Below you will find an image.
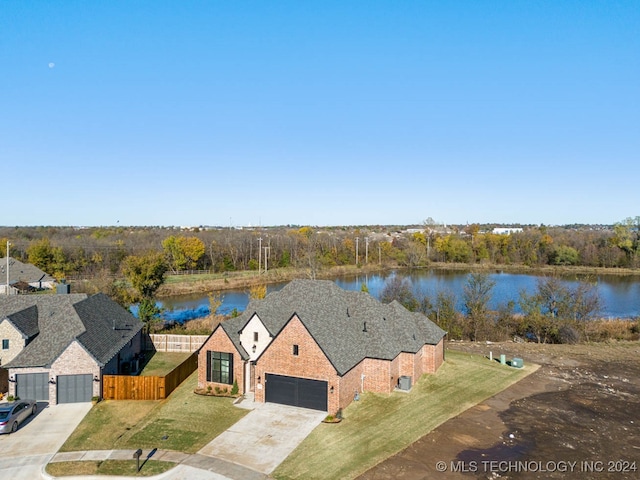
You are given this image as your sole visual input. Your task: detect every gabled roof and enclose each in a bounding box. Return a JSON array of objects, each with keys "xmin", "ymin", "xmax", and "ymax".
[
  {"xmin": 0, "ymin": 257, "xmax": 55, "ymax": 286},
  {"xmin": 223, "ymin": 279, "xmax": 446, "ymax": 375},
  {"xmin": 2, "ymin": 304, "xmax": 39, "ymax": 339},
  {"xmin": 0, "ymin": 293, "xmax": 143, "ymax": 369}
]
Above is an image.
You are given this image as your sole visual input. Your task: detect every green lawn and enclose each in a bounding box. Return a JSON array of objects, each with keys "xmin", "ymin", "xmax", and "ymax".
[
  {"xmin": 273, "ymin": 349, "xmax": 538, "ymax": 480},
  {"xmin": 46, "ymin": 460, "xmax": 175, "ymax": 477},
  {"xmin": 139, "ymin": 351, "xmax": 192, "ymax": 376},
  {"xmin": 60, "ymin": 371, "xmax": 247, "ymax": 454}
]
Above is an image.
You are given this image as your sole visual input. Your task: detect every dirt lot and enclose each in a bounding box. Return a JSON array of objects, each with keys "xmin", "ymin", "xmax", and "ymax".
[{"xmin": 359, "ymin": 341, "xmax": 640, "ymax": 480}]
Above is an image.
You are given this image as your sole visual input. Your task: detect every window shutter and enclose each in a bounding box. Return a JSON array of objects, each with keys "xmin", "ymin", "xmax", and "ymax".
[
  {"xmin": 229, "ymin": 354, "xmax": 234, "ymax": 384},
  {"xmin": 206, "ymin": 351, "xmax": 212, "ymax": 382}
]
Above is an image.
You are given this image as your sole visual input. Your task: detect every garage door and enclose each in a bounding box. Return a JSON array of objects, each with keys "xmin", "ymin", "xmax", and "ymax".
[
  {"xmin": 16, "ymin": 373, "xmax": 49, "ymax": 401},
  {"xmin": 57, "ymin": 374, "xmax": 93, "ymax": 404},
  {"xmin": 265, "ymin": 374, "xmax": 327, "ymax": 411}
]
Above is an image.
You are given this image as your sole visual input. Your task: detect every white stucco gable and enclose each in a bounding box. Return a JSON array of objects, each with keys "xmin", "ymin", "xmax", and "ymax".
[{"xmin": 239, "ymin": 313, "xmax": 272, "ymax": 361}]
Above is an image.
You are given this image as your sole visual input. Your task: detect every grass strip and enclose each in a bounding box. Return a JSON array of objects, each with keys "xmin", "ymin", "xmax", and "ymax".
[
  {"xmin": 46, "ymin": 460, "xmax": 174, "ymax": 477},
  {"xmin": 273, "ymin": 349, "xmax": 537, "ymax": 480},
  {"xmin": 60, "ymin": 371, "xmax": 247, "ymax": 454},
  {"xmin": 139, "ymin": 351, "xmax": 192, "ymax": 377}
]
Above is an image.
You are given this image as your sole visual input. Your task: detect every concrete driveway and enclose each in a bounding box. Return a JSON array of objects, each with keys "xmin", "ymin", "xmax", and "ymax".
[
  {"xmin": 0, "ymin": 402, "xmax": 92, "ymax": 479},
  {"xmin": 198, "ymin": 402, "xmax": 326, "ymax": 474}
]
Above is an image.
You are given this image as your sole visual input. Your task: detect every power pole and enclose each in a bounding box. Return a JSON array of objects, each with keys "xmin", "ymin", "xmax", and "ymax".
[
  {"xmin": 355, "ymin": 237, "xmax": 359, "ymax": 266},
  {"xmin": 6, "ymin": 241, "xmax": 10, "ymax": 296},
  {"xmin": 365, "ymin": 237, "xmax": 369, "ymax": 264},
  {"xmin": 264, "ymin": 246, "xmax": 270, "ymax": 273},
  {"xmin": 258, "ymin": 237, "xmax": 263, "ymax": 274}
]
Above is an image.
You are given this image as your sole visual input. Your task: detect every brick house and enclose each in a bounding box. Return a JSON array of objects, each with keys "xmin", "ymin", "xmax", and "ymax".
[
  {"xmin": 198, "ymin": 279, "xmax": 446, "ymax": 414},
  {"xmin": 0, "ymin": 293, "xmax": 143, "ymax": 403}
]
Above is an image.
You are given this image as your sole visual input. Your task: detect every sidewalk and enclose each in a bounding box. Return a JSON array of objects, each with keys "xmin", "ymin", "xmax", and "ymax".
[{"xmin": 47, "ymin": 448, "xmax": 268, "ymax": 480}]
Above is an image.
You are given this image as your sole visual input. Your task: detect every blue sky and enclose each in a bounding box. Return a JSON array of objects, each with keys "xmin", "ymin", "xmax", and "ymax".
[{"xmin": 2, "ymin": 1, "xmax": 638, "ymax": 227}]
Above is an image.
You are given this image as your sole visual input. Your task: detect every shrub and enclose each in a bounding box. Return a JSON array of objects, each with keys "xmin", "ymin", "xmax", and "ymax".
[
  {"xmin": 215, "ymin": 386, "xmax": 221, "ymax": 394},
  {"xmin": 231, "ymin": 379, "xmax": 239, "ymax": 395}
]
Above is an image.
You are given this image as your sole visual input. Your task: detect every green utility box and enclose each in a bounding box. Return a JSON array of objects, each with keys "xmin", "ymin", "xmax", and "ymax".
[{"xmin": 512, "ymin": 358, "xmax": 524, "ymax": 368}]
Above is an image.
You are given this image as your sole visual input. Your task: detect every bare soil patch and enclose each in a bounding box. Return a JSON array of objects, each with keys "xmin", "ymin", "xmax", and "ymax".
[{"xmin": 358, "ymin": 341, "xmax": 640, "ymax": 480}]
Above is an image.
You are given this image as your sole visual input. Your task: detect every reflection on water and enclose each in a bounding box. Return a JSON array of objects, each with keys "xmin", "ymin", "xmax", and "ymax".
[{"xmin": 150, "ymin": 269, "xmax": 640, "ymax": 323}]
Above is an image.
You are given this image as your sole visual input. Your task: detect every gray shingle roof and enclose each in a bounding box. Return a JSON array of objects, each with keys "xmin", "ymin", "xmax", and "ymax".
[
  {"xmin": 0, "ymin": 257, "xmax": 55, "ymax": 286},
  {"xmin": 4, "ymin": 304, "xmax": 40, "ymax": 339},
  {"xmin": 223, "ymin": 279, "xmax": 446, "ymax": 375},
  {"xmin": 1, "ymin": 293, "xmax": 143, "ymax": 368}
]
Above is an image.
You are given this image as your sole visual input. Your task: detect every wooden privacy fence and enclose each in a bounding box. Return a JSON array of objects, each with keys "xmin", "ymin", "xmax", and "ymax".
[
  {"xmin": 144, "ymin": 334, "xmax": 208, "ymax": 352},
  {"xmin": 103, "ymin": 352, "xmax": 198, "ymax": 400}
]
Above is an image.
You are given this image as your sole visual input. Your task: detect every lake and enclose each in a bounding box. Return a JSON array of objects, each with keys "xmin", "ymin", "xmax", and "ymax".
[{"xmin": 155, "ymin": 269, "xmax": 640, "ymax": 323}]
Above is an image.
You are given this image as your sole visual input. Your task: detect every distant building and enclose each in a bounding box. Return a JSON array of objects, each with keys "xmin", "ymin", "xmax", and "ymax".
[
  {"xmin": 492, "ymin": 228, "xmax": 523, "ymax": 235},
  {"xmin": 0, "ymin": 257, "xmax": 56, "ymax": 295}
]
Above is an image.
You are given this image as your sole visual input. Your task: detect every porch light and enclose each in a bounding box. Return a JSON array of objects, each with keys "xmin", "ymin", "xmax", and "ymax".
[
  {"xmin": 49, "ymin": 377, "xmax": 56, "ymax": 384},
  {"xmin": 257, "ymin": 376, "xmax": 261, "ymax": 383},
  {"xmin": 330, "ymin": 386, "xmax": 334, "ymax": 394},
  {"xmin": 8, "ymin": 376, "xmax": 15, "ymax": 383},
  {"xmin": 93, "ymin": 375, "xmax": 100, "ymax": 382},
  {"xmin": 252, "ymin": 345, "xmax": 256, "ymax": 353}
]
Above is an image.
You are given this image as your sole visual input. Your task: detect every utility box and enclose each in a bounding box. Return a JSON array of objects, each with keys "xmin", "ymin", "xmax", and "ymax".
[
  {"xmin": 500, "ymin": 354, "xmax": 506, "ymax": 365},
  {"xmin": 512, "ymin": 358, "xmax": 524, "ymax": 368},
  {"xmin": 57, "ymin": 283, "xmax": 71, "ymax": 294},
  {"xmin": 398, "ymin": 376, "xmax": 412, "ymax": 391}
]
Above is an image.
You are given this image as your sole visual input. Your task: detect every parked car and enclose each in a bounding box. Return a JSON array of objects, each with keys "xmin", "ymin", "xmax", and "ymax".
[{"xmin": 0, "ymin": 400, "xmax": 37, "ymax": 434}]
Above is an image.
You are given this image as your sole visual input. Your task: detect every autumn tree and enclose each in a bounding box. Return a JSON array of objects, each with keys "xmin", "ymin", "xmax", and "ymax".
[
  {"xmin": 162, "ymin": 236, "xmax": 206, "ymax": 273},
  {"xmin": 426, "ymin": 290, "xmax": 462, "ymax": 339},
  {"xmin": 122, "ymin": 252, "xmax": 168, "ymax": 331},
  {"xmin": 380, "ymin": 276, "xmax": 419, "ymax": 311},
  {"xmin": 518, "ymin": 277, "xmax": 601, "ymax": 343},
  {"xmin": 611, "ymin": 217, "xmax": 640, "ymax": 266},
  {"xmin": 551, "ymin": 245, "xmax": 579, "ymax": 266},
  {"xmin": 26, "ymin": 238, "xmax": 68, "ymax": 280},
  {"xmin": 249, "ymin": 284, "xmax": 267, "ymax": 300},
  {"xmin": 463, "ymin": 272, "xmax": 496, "ymax": 341}
]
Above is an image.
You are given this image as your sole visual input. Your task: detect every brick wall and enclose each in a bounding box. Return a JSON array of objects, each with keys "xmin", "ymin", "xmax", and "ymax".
[
  {"xmin": 254, "ymin": 315, "xmax": 340, "ymax": 412},
  {"xmin": 197, "ymin": 327, "xmax": 244, "ymax": 394},
  {"xmin": 363, "ymin": 358, "xmax": 392, "ymax": 394},
  {"xmin": 339, "ymin": 363, "xmax": 363, "ymax": 412},
  {"xmin": 0, "ymin": 320, "xmax": 26, "ymax": 366},
  {"xmin": 51, "ymin": 341, "xmax": 101, "ymax": 402},
  {"xmin": 421, "ymin": 338, "xmax": 444, "ymax": 374}
]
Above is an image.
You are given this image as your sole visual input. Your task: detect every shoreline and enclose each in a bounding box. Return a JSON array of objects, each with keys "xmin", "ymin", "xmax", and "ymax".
[{"xmin": 155, "ymin": 262, "xmax": 640, "ymax": 298}]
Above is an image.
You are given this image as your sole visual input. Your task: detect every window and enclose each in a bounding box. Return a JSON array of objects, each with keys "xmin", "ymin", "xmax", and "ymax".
[
  {"xmin": 293, "ymin": 344, "xmax": 299, "ymax": 356},
  {"xmin": 253, "ymin": 332, "xmax": 259, "ymax": 342},
  {"xmin": 2, "ymin": 339, "xmax": 8, "ymax": 350},
  {"xmin": 207, "ymin": 351, "xmax": 233, "ymax": 385}
]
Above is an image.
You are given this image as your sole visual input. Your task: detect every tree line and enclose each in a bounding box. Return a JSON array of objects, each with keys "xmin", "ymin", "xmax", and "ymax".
[
  {"xmin": 379, "ymin": 272, "xmax": 638, "ymax": 344},
  {"xmin": 1, "ymin": 218, "xmax": 640, "ymax": 282}
]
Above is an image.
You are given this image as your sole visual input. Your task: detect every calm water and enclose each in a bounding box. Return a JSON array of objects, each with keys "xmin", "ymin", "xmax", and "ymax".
[{"xmin": 156, "ymin": 269, "xmax": 640, "ymax": 322}]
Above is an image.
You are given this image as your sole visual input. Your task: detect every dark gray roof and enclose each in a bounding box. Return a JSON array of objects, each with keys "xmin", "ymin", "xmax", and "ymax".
[
  {"xmin": 74, "ymin": 294, "xmax": 143, "ymax": 365},
  {"xmin": 223, "ymin": 279, "xmax": 446, "ymax": 375},
  {"xmin": 0, "ymin": 257, "xmax": 55, "ymax": 286},
  {"xmin": 1, "ymin": 293, "xmax": 143, "ymax": 369},
  {"xmin": 4, "ymin": 304, "xmax": 40, "ymax": 339}
]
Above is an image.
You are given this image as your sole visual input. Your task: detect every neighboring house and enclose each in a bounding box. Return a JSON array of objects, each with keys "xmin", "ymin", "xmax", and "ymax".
[
  {"xmin": 0, "ymin": 292, "xmax": 143, "ymax": 403},
  {"xmin": 0, "ymin": 257, "xmax": 56, "ymax": 294},
  {"xmin": 491, "ymin": 227, "xmax": 523, "ymax": 235},
  {"xmin": 198, "ymin": 279, "xmax": 446, "ymax": 413}
]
